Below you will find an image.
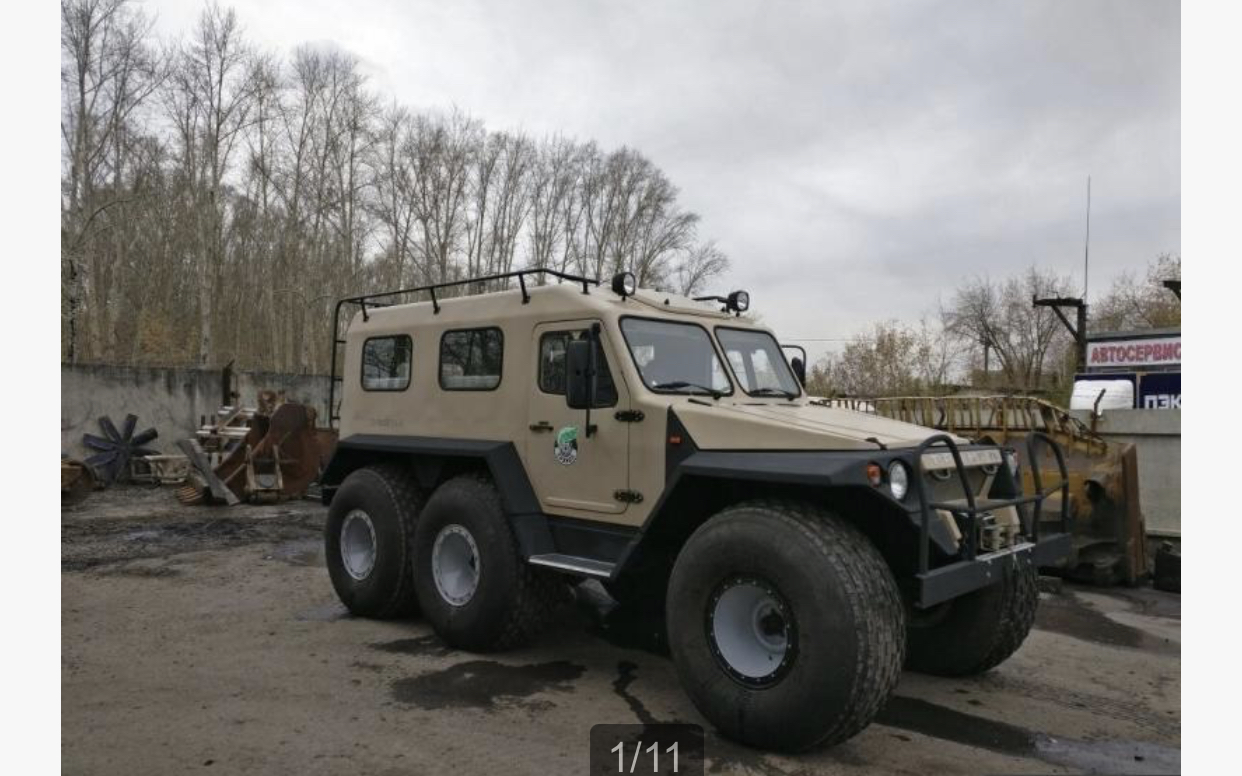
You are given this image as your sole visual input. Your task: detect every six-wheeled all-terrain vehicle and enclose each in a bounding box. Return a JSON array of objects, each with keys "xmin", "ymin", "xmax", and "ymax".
[{"xmin": 319, "ymin": 269, "xmax": 1072, "ymax": 752}]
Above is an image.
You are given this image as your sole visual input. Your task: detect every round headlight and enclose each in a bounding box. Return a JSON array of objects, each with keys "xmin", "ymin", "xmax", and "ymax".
[
  {"xmin": 611, "ymin": 271, "xmax": 637, "ymax": 297},
  {"xmin": 728, "ymin": 290, "xmax": 750, "ymax": 312},
  {"xmin": 888, "ymin": 461, "xmax": 910, "ymax": 501}
]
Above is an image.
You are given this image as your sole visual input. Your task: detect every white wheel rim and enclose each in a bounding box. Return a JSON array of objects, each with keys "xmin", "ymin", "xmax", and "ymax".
[
  {"xmin": 710, "ymin": 578, "xmax": 794, "ymax": 683},
  {"xmin": 340, "ymin": 509, "xmax": 377, "ymax": 581},
  {"xmin": 432, "ymin": 524, "xmax": 480, "ymax": 606}
]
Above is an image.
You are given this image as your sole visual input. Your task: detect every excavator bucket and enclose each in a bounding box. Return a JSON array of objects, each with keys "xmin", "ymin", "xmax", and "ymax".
[
  {"xmin": 855, "ymin": 395, "xmax": 1147, "ymax": 585},
  {"xmin": 178, "ymin": 401, "xmax": 323, "ymax": 505}
]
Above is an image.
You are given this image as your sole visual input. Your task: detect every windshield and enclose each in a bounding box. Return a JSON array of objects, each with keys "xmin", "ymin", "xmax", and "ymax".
[
  {"xmin": 716, "ymin": 327, "xmax": 802, "ymax": 398},
  {"xmin": 621, "ymin": 318, "xmax": 733, "ymax": 396}
]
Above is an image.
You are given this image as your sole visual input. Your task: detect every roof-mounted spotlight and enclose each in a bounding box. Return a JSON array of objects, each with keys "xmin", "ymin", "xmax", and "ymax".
[
  {"xmin": 726, "ymin": 290, "xmax": 750, "ymax": 314},
  {"xmin": 612, "ymin": 271, "xmax": 637, "ymax": 298}
]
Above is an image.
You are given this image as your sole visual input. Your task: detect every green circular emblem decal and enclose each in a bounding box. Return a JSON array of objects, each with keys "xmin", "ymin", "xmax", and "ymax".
[{"xmin": 554, "ymin": 426, "xmax": 579, "ymax": 465}]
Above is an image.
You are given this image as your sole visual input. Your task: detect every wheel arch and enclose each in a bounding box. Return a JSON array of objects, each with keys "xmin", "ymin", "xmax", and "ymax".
[
  {"xmin": 321, "ymin": 434, "xmax": 555, "ymax": 557},
  {"xmin": 620, "ymin": 471, "xmax": 922, "ymax": 583}
]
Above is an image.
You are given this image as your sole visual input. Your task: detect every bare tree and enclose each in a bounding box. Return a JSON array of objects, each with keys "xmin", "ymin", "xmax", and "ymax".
[
  {"xmin": 1093, "ymin": 253, "xmax": 1181, "ymax": 330},
  {"xmin": 676, "ymin": 241, "xmax": 730, "ymax": 296},
  {"xmin": 61, "ymin": 0, "xmax": 162, "ymax": 362},
  {"xmin": 945, "ymin": 267, "xmax": 1076, "ymax": 390},
  {"xmin": 60, "ymin": 1, "xmax": 732, "ymax": 374}
]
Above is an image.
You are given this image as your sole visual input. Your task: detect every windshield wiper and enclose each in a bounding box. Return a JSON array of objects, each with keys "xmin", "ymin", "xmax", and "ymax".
[
  {"xmin": 751, "ymin": 387, "xmax": 798, "ymax": 400},
  {"xmin": 654, "ymin": 381, "xmax": 723, "ymax": 399}
]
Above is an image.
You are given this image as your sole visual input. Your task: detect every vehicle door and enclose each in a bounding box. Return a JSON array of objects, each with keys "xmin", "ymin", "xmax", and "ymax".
[{"xmin": 526, "ymin": 321, "xmax": 631, "ymax": 520}]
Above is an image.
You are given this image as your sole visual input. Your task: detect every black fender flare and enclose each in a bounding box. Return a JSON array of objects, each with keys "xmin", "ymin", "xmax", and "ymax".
[{"xmin": 320, "ymin": 434, "xmax": 555, "ymax": 557}]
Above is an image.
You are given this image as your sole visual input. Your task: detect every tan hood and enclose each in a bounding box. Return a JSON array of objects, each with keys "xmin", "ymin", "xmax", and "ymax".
[{"xmin": 675, "ymin": 400, "xmax": 966, "ymax": 451}]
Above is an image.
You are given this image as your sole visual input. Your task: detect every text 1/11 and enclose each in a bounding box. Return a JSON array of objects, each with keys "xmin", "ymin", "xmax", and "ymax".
[{"xmin": 612, "ymin": 741, "xmax": 679, "ymax": 773}]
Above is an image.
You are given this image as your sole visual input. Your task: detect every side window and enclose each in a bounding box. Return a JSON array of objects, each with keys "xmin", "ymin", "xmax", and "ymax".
[
  {"xmin": 361, "ymin": 335, "xmax": 412, "ymax": 391},
  {"xmin": 440, "ymin": 328, "xmax": 504, "ymax": 390},
  {"xmin": 538, "ymin": 330, "xmax": 618, "ymax": 408}
]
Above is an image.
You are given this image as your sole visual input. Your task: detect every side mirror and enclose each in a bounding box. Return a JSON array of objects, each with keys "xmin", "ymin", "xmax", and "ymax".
[
  {"xmin": 791, "ymin": 356, "xmax": 806, "ymax": 387},
  {"xmin": 566, "ymin": 338, "xmax": 596, "ymax": 410}
]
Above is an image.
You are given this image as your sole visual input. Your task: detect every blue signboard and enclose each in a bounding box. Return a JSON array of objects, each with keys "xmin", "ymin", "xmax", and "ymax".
[{"xmin": 1138, "ymin": 372, "xmax": 1181, "ymax": 410}]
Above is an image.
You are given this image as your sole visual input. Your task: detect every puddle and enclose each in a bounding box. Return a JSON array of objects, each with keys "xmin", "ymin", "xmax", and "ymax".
[
  {"xmin": 267, "ymin": 539, "xmax": 321, "ymax": 567},
  {"xmin": 613, "ymin": 661, "xmax": 665, "ymax": 726},
  {"xmin": 391, "ymin": 660, "xmax": 584, "ymax": 710},
  {"xmin": 99, "ymin": 562, "xmax": 182, "ymax": 578},
  {"xmin": 124, "ymin": 530, "xmax": 163, "ymax": 541},
  {"xmin": 878, "ymin": 696, "xmax": 1180, "ymax": 773},
  {"xmin": 1036, "ymin": 735, "xmax": 1181, "ymax": 775},
  {"xmin": 1036, "ymin": 592, "xmax": 1179, "ymax": 656},
  {"xmin": 370, "ymin": 634, "xmax": 454, "ymax": 657},
  {"xmin": 878, "ymin": 696, "xmax": 1037, "ymax": 757}
]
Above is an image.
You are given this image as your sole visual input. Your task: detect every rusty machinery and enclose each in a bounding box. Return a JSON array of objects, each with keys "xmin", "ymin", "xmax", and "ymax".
[
  {"xmin": 177, "ymin": 400, "xmax": 326, "ymax": 506},
  {"xmin": 823, "ymin": 395, "xmax": 1146, "ymax": 585}
]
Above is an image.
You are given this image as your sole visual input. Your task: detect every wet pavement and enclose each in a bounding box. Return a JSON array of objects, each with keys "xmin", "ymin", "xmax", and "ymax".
[{"xmin": 62, "ymin": 488, "xmax": 1180, "ymax": 775}]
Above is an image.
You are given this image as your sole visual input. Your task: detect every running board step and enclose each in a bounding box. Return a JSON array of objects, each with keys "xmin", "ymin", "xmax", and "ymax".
[{"xmin": 527, "ymin": 553, "xmax": 615, "ymax": 579}]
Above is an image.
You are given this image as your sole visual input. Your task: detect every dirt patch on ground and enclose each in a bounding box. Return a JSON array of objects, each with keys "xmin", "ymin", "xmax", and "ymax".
[{"xmin": 62, "ymin": 488, "xmax": 1180, "ymax": 775}]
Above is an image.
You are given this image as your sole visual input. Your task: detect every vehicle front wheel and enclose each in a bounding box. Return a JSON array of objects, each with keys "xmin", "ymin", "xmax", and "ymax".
[
  {"xmin": 905, "ymin": 555, "xmax": 1039, "ymax": 676},
  {"xmin": 666, "ymin": 501, "xmax": 905, "ymax": 752},
  {"xmin": 413, "ymin": 474, "xmax": 566, "ymax": 651},
  {"xmin": 324, "ymin": 464, "xmax": 423, "ymax": 619}
]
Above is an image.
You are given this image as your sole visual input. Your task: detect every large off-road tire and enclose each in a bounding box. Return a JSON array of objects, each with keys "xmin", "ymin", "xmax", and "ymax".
[
  {"xmin": 325, "ymin": 464, "xmax": 423, "ymax": 619},
  {"xmin": 413, "ymin": 474, "xmax": 566, "ymax": 651},
  {"xmin": 666, "ymin": 500, "xmax": 905, "ymax": 752},
  {"xmin": 905, "ymin": 555, "xmax": 1039, "ymax": 677}
]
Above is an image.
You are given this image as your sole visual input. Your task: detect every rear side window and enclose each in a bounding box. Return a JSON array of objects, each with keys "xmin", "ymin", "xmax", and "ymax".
[
  {"xmin": 361, "ymin": 336, "xmax": 412, "ymax": 391},
  {"xmin": 538, "ymin": 330, "xmax": 618, "ymax": 407},
  {"xmin": 440, "ymin": 328, "xmax": 504, "ymax": 390}
]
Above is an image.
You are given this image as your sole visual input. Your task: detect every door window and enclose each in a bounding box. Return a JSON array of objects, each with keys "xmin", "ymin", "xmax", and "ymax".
[{"xmin": 538, "ymin": 330, "xmax": 618, "ymax": 407}]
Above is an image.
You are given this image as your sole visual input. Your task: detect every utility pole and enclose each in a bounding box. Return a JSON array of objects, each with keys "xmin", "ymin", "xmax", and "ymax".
[{"xmin": 1034, "ymin": 296, "xmax": 1088, "ymax": 373}]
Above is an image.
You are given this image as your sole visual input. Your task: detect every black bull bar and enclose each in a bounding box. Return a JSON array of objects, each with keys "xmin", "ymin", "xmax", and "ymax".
[{"xmin": 913, "ymin": 432, "xmax": 1073, "ymax": 608}]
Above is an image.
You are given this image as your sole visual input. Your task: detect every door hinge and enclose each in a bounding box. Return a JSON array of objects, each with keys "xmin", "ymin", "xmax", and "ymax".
[
  {"xmin": 614, "ymin": 489, "xmax": 644, "ymax": 504},
  {"xmin": 614, "ymin": 410, "xmax": 645, "ymax": 422}
]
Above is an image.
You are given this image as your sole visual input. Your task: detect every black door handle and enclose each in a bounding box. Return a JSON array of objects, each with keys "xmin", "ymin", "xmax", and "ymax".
[{"xmin": 529, "ymin": 421, "xmax": 554, "ymax": 432}]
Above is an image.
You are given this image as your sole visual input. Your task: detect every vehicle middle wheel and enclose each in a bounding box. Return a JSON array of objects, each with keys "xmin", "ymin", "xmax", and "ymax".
[
  {"xmin": 666, "ymin": 500, "xmax": 905, "ymax": 752},
  {"xmin": 413, "ymin": 473, "xmax": 566, "ymax": 651}
]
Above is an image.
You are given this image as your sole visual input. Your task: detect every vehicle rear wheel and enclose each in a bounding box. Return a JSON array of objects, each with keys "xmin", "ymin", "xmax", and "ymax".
[
  {"xmin": 666, "ymin": 500, "xmax": 905, "ymax": 752},
  {"xmin": 905, "ymin": 555, "xmax": 1038, "ymax": 676},
  {"xmin": 413, "ymin": 474, "xmax": 567, "ymax": 651},
  {"xmin": 325, "ymin": 464, "xmax": 423, "ymax": 619}
]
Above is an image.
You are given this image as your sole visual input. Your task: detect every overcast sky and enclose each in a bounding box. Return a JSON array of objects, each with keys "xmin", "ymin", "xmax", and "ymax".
[{"xmin": 151, "ymin": 0, "xmax": 1180, "ymax": 362}]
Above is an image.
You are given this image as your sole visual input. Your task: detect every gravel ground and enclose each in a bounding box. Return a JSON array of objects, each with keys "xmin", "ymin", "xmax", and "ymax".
[{"xmin": 62, "ymin": 487, "xmax": 1180, "ymax": 775}]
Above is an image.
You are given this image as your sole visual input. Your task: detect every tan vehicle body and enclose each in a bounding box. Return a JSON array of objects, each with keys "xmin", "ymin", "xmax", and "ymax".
[
  {"xmin": 323, "ymin": 272, "xmax": 1073, "ymax": 752},
  {"xmin": 339, "ymin": 283, "xmax": 947, "ymax": 528}
]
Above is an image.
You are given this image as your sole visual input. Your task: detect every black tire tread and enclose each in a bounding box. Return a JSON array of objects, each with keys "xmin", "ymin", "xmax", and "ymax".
[
  {"xmin": 678, "ymin": 499, "xmax": 906, "ymax": 749},
  {"xmin": 434, "ymin": 473, "xmax": 566, "ymax": 651},
  {"xmin": 906, "ymin": 557, "xmax": 1038, "ymax": 676},
  {"xmin": 340, "ymin": 463, "xmax": 423, "ymax": 619}
]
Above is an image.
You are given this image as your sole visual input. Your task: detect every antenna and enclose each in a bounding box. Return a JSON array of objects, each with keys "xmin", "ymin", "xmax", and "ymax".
[{"xmin": 1083, "ymin": 175, "xmax": 1091, "ymax": 300}]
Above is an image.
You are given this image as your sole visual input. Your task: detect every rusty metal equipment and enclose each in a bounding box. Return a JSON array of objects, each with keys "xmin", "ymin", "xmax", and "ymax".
[
  {"xmin": 177, "ymin": 400, "xmax": 324, "ymax": 505},
  {"xmin": 829, "ymin": 395, "xmax": 1147, "ymax": 585},
  {"xmin": 61, "ymin": 458, "xmax": 97, "ymax": 506}
]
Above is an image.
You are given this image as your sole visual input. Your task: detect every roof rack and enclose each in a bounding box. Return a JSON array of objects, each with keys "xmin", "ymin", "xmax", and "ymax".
[{"xmin": 327, "ymin": 268, "xmax": 600, "ymax": 426}]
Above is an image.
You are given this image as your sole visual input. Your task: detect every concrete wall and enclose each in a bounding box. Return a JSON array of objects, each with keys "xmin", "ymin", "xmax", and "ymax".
[
  {"xmin": 1070, "ymin": 408, "xmax": 1181, "ymax": 537},
  {"xmin": 62, "ymin": 364, "xmax": 331, "ymax": 460}
]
